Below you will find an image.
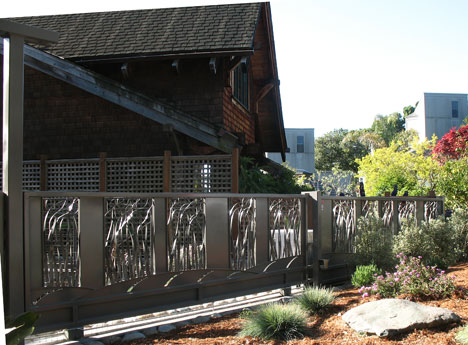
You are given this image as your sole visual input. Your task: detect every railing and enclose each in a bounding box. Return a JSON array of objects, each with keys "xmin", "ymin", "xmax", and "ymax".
[
  {"xmin": 23, "ymin": 192, "xmax": 309, "ymax": 332},
  {"xmin": 309, "ymin": 192, "xmax": 444, "ymax": 254}
]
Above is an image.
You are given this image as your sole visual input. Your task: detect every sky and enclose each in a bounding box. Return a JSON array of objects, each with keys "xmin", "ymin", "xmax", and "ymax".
[{"xmin": 3, "ymin": 0, "xmax": 468, "ymax": 137}]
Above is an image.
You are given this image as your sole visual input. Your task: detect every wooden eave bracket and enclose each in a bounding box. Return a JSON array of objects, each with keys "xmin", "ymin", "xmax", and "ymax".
[
  {"xmin": 172, "ymin": 59, "xmax": 179, "ymax": 74},
  {"xmin": 0, "ymin": 42, "xmax": 237, "ymax": 153},
  {"xmin": 228, "ymin": 56, "xmax": 248, "ymax": 72},
  {"xmin": 209, "ymin": 57, "xmax": 217, "ymax": 74}
]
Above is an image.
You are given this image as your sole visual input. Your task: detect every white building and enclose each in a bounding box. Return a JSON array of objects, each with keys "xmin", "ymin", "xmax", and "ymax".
[
  {"xmin": 267, "ymin": 128, "xmax": 315, "ymax": 174},
  {"xmin": 406, "ymin": 92, "xmax": 468, "ymax": 140}
]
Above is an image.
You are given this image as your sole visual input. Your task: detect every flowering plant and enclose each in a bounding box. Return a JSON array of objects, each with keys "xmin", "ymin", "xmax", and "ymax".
[{"xmin": 359, "ymin": 254, "xmax": 456, "ymax": 300}]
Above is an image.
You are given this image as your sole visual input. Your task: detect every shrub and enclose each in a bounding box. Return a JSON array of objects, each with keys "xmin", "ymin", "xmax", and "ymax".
[
  {"xmin": 294, "ymin": 285, "xmax": 335, "ymax": 314},
  {"xmin": 360, "ymin": 255, "xmax": 456, "ymax": 300},
  {"xmin": 448, "ymin": 209, "xmax": 468, "ymax": 261},
  {"xmin": 393, "ymin": 218, "xmax": 458, "ymax": 269},
  {"xmin": 456, "ymin": 325, "xmax": 468, "ymax": 345},
  {"xmin": 351, "ymin": 264, "xmax": 382, "ymax": 288},
  {"xmin": 354, "ymin": 213, "xmax": 394, "ymax": 270},
  {"xmin": 238, "ymin": 303, "xmax": 307, "ymax": 341}
]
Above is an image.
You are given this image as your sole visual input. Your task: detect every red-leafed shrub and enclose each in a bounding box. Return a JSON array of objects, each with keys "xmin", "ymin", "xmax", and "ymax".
[{"xmin": 433, "ymin": 124, "xmax": 468, "ymax": 163}]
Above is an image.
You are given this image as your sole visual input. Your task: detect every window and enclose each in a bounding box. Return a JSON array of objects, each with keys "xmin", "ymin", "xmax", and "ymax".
[
  {"xmin": 297, "ymin": 135, "xmax": 304, "ymax": 153},
  {"xmin": 452, "ymin": 101, "xmax": 459, "ymax": 118},
  {"xmin": 233, "ymin": 64, "xmax": 249, "ymax": 109}
]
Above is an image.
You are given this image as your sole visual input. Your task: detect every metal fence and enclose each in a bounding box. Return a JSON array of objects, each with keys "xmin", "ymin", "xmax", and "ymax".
[
  {"xmin": 308, "ymin": 192, "xmax": 445, "ymax": 254},
  {"xmin": 23, "ymin": 192, "xmax": 309, "ymax": 332},
  {"xmin": 3, "ymin": 154, "xmax": 233, "ymax": 193}
]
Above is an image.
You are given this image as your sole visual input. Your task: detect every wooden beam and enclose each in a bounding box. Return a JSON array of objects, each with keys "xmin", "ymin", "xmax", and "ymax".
[
  {"xmin": 231, "ymin": 147, "xmax": 239, "ymax": 193},
  {"xmin": 255, "ymin": 82, "xmax": 274, "ymax": 113},
  {"xmin": 0, "ymin": 42, "xmax": 237, "ymax": 154}
]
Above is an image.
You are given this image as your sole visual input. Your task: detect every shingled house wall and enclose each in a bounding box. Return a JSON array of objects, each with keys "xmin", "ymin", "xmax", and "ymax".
[{"xmin": 0, "ymin": 62, "xmax": 219, "ymax": 160}]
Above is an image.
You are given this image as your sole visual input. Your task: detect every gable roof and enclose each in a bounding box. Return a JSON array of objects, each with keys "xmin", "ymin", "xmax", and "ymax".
[{"xmin": 9, "ymin": 3, "xmax": 262, "ymax": 61}]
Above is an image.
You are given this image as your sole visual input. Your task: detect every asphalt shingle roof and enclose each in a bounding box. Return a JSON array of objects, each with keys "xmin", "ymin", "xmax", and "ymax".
[{"xmin": 10, "ymin": 3, "xmax": 261, "ymax": 60}]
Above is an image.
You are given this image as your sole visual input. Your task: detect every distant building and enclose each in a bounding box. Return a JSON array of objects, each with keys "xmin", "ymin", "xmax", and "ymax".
[
  {"xmin": 267, "ymin": 128, "xmax": 315, "ymax": 174},
  {"xmin": 406, "ymin": 93, "xmax": 468, "ymax": 140}
]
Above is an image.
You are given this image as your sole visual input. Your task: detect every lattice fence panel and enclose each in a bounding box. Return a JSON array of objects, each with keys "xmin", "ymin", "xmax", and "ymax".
[
  {"xmin": 171, "ymin": 156, "xmax": 231, "ymax": 193},
  {"xmin": 104, "ymin": 198, "xmax": 154, "ymax": 285},
  {"xmin": 0, "ymin": 162, "xmax": 41, "ymax": 191},
  {"xmin": 23, "ymin": 161, "xmax": 41, "ymax": 191},
  {"xmin": 42, "ymin": 197, "xmax": 80, "ymax": 287},
  {"xmin": 168, "ymin": 198, "xmax": 206, "ymax": 271},
  {"xmin": 107, "ymin": 158, "xmax": 164, "ymax": 193},
  {"xmin": 269, "ymin": 198, "xmax": 302, "ymax": 260},
  {"xmin": 229, "ymin": 198, "xmax": 256, "ymax": 270},
  {"xmin": 47, "ymin": 159, "xmax": 100, "ymax": 191}
]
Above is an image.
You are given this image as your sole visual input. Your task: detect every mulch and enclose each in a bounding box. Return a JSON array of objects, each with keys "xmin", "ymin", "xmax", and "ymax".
[{"xmin": 128, "ymin": 262, "xmax": 468, "ymax": 344}]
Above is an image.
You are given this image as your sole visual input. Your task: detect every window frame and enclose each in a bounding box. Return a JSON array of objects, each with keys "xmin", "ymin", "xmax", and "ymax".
[
  {"xmin": 232, "ymin": 63, "xmax": 249, "ymax": 110},
  {"xmin": 452, "ymin": 100, "xmax": 459, "ymax": 118},
  {"xmin": 297, "ymin": 135, "xmax": 305, "ymax": 153}
]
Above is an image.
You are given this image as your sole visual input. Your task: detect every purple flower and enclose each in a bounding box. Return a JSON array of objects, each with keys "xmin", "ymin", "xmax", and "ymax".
[{"xmin": 362, "ymin": 292, "xmax": 369, "ymax": 298}]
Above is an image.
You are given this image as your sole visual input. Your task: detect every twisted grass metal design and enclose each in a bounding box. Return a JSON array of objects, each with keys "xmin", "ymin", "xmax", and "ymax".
[
  {"xmin": 332, "ymin": 200, "xmax": 355, "ymax": 252},
  {"xmin": 42, "ymin": 198, "xmax": 79, "ymax": 287},
  {"xmin": 104, "ymin": 198, "xmax": 154, "ymax": 285},
  {"xmin": 229, "ymin": 198, "xmax": 256, "ymax": 270},
  {"xmin": 269, "ymin": 198, "xmax": 302, "ymax": 260},
  {"xmin": 424, "ymin": 200, "xmax": 443, "ymax": 221},
  {"xmin": 168, "ymin": 198, "xmax": 206, "ymax": 271}
]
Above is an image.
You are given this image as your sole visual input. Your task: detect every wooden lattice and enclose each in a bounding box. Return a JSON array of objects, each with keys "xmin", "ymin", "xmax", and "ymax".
[
  {"xmin": 107, "ymin": 157, "xmax": 164, "ymax": 193},
  {"xmin": 171, "ymin": 155, "xmax": 231, "ymax": 193},
  {"xmin": 47, "ymin": 159, "xmax": 100, "ymax": 191}
]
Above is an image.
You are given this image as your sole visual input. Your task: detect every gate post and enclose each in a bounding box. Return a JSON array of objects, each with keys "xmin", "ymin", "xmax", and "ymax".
[
  {"xmin": 304, "ymin": 192, "xmax": 321, "ymax": 286},
  {"xmin": 1, "ymin": 19, "xmax": 58, "ymax": 316}
]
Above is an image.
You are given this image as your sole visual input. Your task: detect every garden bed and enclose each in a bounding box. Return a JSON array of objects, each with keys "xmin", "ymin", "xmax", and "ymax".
[{"xmin": 127, "ymin": 262, "xmax": 468, "ymax": 344}]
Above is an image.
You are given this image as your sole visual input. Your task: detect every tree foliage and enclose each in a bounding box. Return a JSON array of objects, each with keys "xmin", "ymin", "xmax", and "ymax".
[
  {"xmin": 432, "ymin": 124, "xmax": 468, "ymax": 163},
  {"xmin": 315, "ymin": 129, "xmax": 369, "ymax": 172},
  {"xmin": 356, "ymin": 138, "xmax": 439, "ymax": 196},
  {"xmin": 370, "ymin": 112, "xmax": 405, "ymax": 146}
]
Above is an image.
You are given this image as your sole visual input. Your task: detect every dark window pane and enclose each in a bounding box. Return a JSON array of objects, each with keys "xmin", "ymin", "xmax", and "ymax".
[
  {"xmin": 233, "ymin": 64, "xmax": 249, "ymax": 109},
  {"xmin": 452, "ymin": 101, "xmax": 459, "ymax": 118},
  {"xmin": 297, "ymin": 135, "xmax": 304, "ymax": 153}
]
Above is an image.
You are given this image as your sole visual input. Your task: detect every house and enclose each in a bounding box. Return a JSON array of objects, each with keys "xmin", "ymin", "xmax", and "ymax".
[
  {"xmin": 406, "ymin": 92, "xmax": 468, "ymax": 140},
  {"xmin": 267, "ymin": 128, "xmax": 315, "ymax": 174},
  {"xmin": 1, "ymin": 2, "xmax": 286, "ymax": 163}
]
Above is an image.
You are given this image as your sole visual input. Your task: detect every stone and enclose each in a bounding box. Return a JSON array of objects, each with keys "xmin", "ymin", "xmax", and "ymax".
[
  {"xmin": 175, "ymin": 320, "xmax": 190, "ymax": 328},
  {"xmin": 121, "ymin": 332, "xmax": 145, "ymax": 342},
  {"xmin": 80, "ymin": 340, "xmax": 104, "ymax": 345},
  {"xmin": 141, "ymin": 326, "xmax": 159, "ymax": 336},
  {"xmin": 210, "ymin": 313, "xmax": 222, "ymax": 319},
  {"xmin": 342, "ymin": 299, "xmax": 460, "ymax": 337},
  {"xmin": 100, "ymin": 335, "xmax": 122, "ymax": 345},
  {"xmin": 158, "ymin": 324, "xmax": 176, "ymax": 333},
  {"xmin": 191, "ymin": 316, "xmax": 210, "ymax": 324}
]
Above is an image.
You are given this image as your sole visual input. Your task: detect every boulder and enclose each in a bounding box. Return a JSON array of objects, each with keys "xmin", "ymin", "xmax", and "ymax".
[
  {"xmin": 342, "ymin": 298, "xmax": 460, "ymax": 337},
  {"xmin": 121, "ymin": 332, "xmax": 145, "ymax": 342}
]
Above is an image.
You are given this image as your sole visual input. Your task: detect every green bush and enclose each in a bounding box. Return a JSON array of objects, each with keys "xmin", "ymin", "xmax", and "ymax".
[
  {"xmin": 393, "ymin": 218, "xmax": 458, "ymax": 269},
  {"xmin": 351, "ymin": 264, "xmax": 382, "ymax": 288},
  {"xmin": 456, "ymin": 325, "xmax": 468, "ymax": 345},
  {"xmin": 448, "ymin": 209, "xmax": 468, "ymax": 262},
  {"xmin": 360, "ymin": 255, "xmax": 455, "ymax": 300},
  {"xmin": 294, "ymin": 285, "xmax": 335, "ymax": 314},
  {"xmin": 354, "ymin": 213, "xmax": 395, "ymax": 270},
  {"xmin": 238, "ymin": 303, "xmax": 307, "ymax": 341}
]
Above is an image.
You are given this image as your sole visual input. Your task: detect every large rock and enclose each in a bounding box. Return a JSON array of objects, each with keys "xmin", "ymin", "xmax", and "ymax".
[{"xmin": 342, "ymin": 299, "xmax": 460, "ymax": 337}]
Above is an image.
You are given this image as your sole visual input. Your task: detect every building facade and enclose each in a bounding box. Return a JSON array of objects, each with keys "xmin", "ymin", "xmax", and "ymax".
[
  {"xmin": 406, "ymin": 93, "xmax": 468, "ymax": 140},
  {"xmin": 267, "ymin": 128, "xmax": 315, "ymax": 173}
]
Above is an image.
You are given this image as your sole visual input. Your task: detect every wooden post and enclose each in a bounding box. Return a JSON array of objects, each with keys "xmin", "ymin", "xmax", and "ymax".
[
  {"xmin": 392, "ymin": 199, "xmax": 399, "ymax": 235},
  {"xmin": 39, "ymin": 154, "xmax": 47, "ymax": 191},
  {"xmin": 99, "ymin": 152, "xmax": 107, "ymax": 192},
  {"xmin": 231, "ymin": 147, "xmax": 239, "ymax": 193},
  {"xmin": 163, "ymin": 150, "xmax": 171, "ymax": 193},
  {"xmin": 415, "ymin": 200, "xmax": 424, "ymax": 226}
]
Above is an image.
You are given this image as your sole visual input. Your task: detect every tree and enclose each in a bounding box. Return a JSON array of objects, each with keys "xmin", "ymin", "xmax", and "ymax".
[
  {"xmin": 403, "ymin": 102, "xmax": 418, "ymax": 118},
  {"xmin": 315, "ymin": 129, "xmax": 369, "ymax": 173},
  {"xmin": 356, "ymin": 138, "xmax": 439, "ymax": 196},
  {"xmin": 370, "ymin": 112, "xmax": 405, "ymax": 146},
  {"xmin": 432, "ymin": 124, "xmax": 468, "ymax": 163}
]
